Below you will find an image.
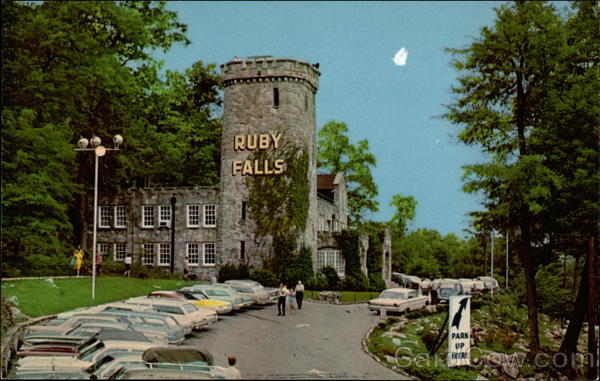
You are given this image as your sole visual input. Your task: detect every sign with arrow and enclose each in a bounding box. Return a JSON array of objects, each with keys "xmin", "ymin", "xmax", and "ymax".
[{"xmin": 448, "ymin": 295, "xmax": 470, "ymax": 367}]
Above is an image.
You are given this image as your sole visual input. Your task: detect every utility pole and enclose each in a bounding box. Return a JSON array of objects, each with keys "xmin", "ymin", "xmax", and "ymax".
[
  {"xmin": 505, "ymin": 230, "xmax": 509, "ymax": 289},
  {"xmin": 588, "ymin": 237, "xmax": 598, "ymax": 380}
]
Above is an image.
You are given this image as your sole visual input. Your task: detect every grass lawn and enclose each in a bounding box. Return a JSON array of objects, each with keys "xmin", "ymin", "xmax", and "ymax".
[
  {"xmin": 1, "ymin": 276, "xmax": 202, "ymax": 318},
  {"xmin": 304, "ymin": 290, "xmax": 381, "ymax": 303}
]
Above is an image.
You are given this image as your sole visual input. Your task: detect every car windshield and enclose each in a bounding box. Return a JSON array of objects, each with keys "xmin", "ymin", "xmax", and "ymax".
[
  {"xmin": 234, "ymin": 287, "xmax": 253, "ymax": 293},
  {"xmin": 206, "ymin": 289, "xmax": 230, "ymax": 296},
  {"xmin": 154, "ymin": 305, "xmax": 183, "ymax": 315},
  {"xmin": 79, "ymin": 341, "xmax": 105, "ymax": 361},
  {"xmin": 182, "ymin": 303, "xmax": 198, "ymax": 313},
  {"xmin": 379, "ymin": 291, "xmax": 406, "ymax": 300}
]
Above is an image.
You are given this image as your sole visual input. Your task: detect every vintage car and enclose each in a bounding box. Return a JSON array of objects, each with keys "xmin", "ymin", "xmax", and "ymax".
[
  {"xmin": 224, "ymin": 279, "xmax": 279, "ymax": 302},
  {"xmin": 367, "ymin": 288, "xmax": 430, "ymax": 315},
  {"xmin": 219, "ymin": 283, "xmax": 269, "ymax": 305},
  {"xmin": 181, "ymin": 285, "xmax": 245, "ymax": 310},
  {"xmin": 107, "ymin": 346, "xmax": 228, "ymax": 379},
  {"xmin": 475, "ymin": 276, "xmax": 500, "ymax": 292},
  {"xmin": 147, "ymin": 290, "xmax": 233, "ymax": 315},
  {"xmin": 124, "ymin": 297, "xmax": 218, "ymax": 332},
  {"xmin": 14, "ymin": 356, "xmax": 93, "ymax": 379},
  {"xmin": 97, "ymin": 309, "xmax": 186, "ymax": 345},
  {"xmin": 400, "ymin": 275, "xmax": 422, "ymax": 290}
]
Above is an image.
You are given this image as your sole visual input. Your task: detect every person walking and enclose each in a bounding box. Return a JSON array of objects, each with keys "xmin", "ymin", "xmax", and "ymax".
[
  {"xmin": 277, "ymin": 283, "xmax": 289, "ymax": 316},
  {"xmin": 288, "ymin": 286, "xmax": 298, "ymax": 314},
  {"xmin": 295, "ymin": 280, "xmax": 305, "ymax": 310},
  {"xmin": 215, "ymin": 355, "xmax": 241, "ymax": 380},
  {"xmin": 123, "ymin": 254, "xmax": 132, "ymax": 278},
  {"xmin": 73, "ymin": 245, "xmax": 84, "ymax": 277},
  {"xmin": 95, "ymin": 251, "xmax": 103, "ymax": 277}
]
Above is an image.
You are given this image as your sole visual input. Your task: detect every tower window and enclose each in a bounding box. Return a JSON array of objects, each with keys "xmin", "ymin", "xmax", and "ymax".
[
  {"xmin": 240, "ymin": 241, "xmax": 245, "ymax": 261},
  {"xmin": 273, "ymin": 88, "xmax": 279, "ymax": 108},
  {"xmin": 241, "ymin": 201, "xmax": 247, "ymax": 220}
]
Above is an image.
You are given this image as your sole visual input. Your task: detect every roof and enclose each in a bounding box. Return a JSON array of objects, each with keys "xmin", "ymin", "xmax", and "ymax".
[
  {"xmin": 383, "ymin": 288, "xmax": 415, "ymax": 293},
  {"xmin": 142, "ymin": 346, "xmax": 214, "ymax": 365}
]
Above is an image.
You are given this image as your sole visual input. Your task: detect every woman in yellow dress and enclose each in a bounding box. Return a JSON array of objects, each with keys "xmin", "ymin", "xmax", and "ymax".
[{"xmin": 73, "ymin": 245, "xmax": 84, "ymax": 277}]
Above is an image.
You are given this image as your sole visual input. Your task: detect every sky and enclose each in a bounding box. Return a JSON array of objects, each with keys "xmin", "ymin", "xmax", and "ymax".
[{"xmin": 158, "ymin": 1, "xmax": 506, "ymax": 238}]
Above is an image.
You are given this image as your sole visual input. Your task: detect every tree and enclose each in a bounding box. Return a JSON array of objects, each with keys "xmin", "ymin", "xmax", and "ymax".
[
  {"xmin": 444, "ymin": 1, "xmax": 570, "ymax": 354},
  {"xmin": 389, "ymin": 194, "xmax": 417, "ymax": 238},
  {"xmin": 317, "ymin": 121, "xmax": 378, "ymax": 225}
]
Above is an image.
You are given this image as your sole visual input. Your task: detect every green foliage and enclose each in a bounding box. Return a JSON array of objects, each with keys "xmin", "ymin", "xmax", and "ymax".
[
  {"xmin": 305, "ymin": 275, "xmax": 328, "ymax": 290},
  {"xmin": 317, "ymin": 121, "xmax": 379, "ymax": 225},
  {"xmin": 249, "ymin": 268, "xmax": 278, "ymax": 288},
  {"xmin": 246, "ymin": 143, "xmax": 309, "ymax": 245},
  {"xmin": 368, "ymin": 272, "xmax": 386, "ymax": 292},
  {"xmin": 420, "ymin": 325, "xmax": 439, "ymax": 352},
  {"xmin": 343, "ymin": 273, "xmax": 369, "ymax": 291},
  {"xmin": 389, "ymin": 194, "xmax": 417, "ymax": 238},
  {"xmin": 320, "ymin": 266, "xmax": 340, "ymax": 289},
  {"xmin": 217, "ymin": 263, "xmax": 250, "ymax": 283}
]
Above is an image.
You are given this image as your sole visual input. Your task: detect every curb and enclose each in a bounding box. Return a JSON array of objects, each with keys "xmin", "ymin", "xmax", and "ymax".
[
  {"xmin": 0, "ymin": 314, "xmax": 56, "ymax": 378},
  {"xmin": 361, "ymin": 318, "xmax": 416, "ymax": 380}
]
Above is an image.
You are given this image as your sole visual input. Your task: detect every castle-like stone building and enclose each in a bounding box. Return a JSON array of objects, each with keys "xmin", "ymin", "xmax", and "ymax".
[{"xmin": 86, "ymin": 56, "xmax": 391, "ymax": 283}]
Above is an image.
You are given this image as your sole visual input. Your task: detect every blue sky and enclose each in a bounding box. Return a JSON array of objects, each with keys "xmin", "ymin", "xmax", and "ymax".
[{"xmin": 159, "ymin": 1, "xmax": 505, "ymax": 237}]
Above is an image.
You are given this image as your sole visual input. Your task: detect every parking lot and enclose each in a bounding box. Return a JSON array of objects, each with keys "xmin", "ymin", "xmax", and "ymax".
[{"xmin": 186, "ymin": 301, "xmax": 407, "ymax": 379}]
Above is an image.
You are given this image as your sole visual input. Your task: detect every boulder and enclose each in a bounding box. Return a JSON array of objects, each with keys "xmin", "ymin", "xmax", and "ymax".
[{"xmin": 318, "ymin": 291, "xmax": 341, "ymax": 304}]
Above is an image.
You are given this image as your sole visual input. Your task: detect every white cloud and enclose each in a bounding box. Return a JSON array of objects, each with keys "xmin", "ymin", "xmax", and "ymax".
[{"xmin": 392, "ymin": 47, "xmax": 408, "ymax": 66}]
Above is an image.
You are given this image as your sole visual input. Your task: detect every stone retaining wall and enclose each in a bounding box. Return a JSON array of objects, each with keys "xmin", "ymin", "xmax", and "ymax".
[{"xmin": 0, "ymin": 315, "xmax": 56, "ymax": 378}]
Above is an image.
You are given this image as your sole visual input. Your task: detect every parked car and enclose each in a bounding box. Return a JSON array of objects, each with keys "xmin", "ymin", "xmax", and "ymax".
[
  {"xmin": 124, "ymin": 297, "xmax": 218, "ymax": 332},
  {"xmin": 224, "ymin": 279, "xmax": 278, "ymax": 302},
  {"xmin": 17, "ymin": 335, "xmax": 100, "ymax": 358},
  {"xmin": 97, "ymin": 309, "xmax": 186, "ymax": 345},
  {"xmin": 211, "ymin": 284, "xmax": 256, "ymax": 307},
  {"xmin": 475, "ymin": 276, "xmax": 500, "ymax": 292},
  {"xmin": 14, "ymin": 356, "xmax": 93, "ymax": 379},
  {"xmin": 148, "ymin": 290, "xmax": 233, "ymax": 315},
  {"xmin": 400, "ymin": 275, "xmax": 422, "ymax": 290},
  {"xmin": 181, "ymin": 284, "xmax": 244, "ymax": 310},
  {"xmin": 25, "ymin": 320, "xmax": 168, "ymax": 345},
  {"xmin": 367, "ymin": 288, "xmax": 430, "ymax": 315},
  {"xmin": 433, "ymin": 279, "xmax": 464, "ymax": 303},
  {"xmin": 221, "ymin": 283, "xmax": 270, "ymax": 305}
]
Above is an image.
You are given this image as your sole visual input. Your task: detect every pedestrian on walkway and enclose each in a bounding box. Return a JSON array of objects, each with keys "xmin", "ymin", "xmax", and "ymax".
[
  {"xmin": 215, "ymin": 355, "xmax": 241, "ymax": 379},
  {"xmin": 277, "ymin": 283, "xmax": 289, "ymax": 316},
  {"xmin": 95, "ymin": 251, "xmax": 103, "ymax": 276},
  {"xmin": 123, "ymin": 254, "xmax": 132, "ymax": 278},
  {"xmin": 295, "ymin": 280, "xmax": 305, "ymax": 310},
  {"xmin": 72, "ymin": 245, "xmax": 84, "ymax": 277},
  {"xmin": 289, "ymin": 286, "xmax": 298, "ymax": 313}
]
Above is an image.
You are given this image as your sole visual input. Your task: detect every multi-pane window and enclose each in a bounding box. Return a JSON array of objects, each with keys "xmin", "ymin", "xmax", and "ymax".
[
  {"xmin": 142, "ymin": 206, "xmax": 154, "ymax": 228},
  {"xmin": 317, "ymin": 249, "xmax": 345, "ymax": 277},
  {"xmin": 99, "ymin": 206, "xmax": 111, "ymax": 228},
  {"xmin": 187, "ymin": 244, "xmax": 200, "ymax": 266},
  {"xmin": 114, "ymin": 243, "xmax": 127, "ymax": 261},
  {"xmin": 98, "ymin": 243, "xmax": 111, "ymax": 258},
  {"xmin": 187, "ymin": 205, "xmax": 201, "ymax": 227},
  {"xmin": 158, "ymin": 205, "xmax": 171, "ymax": 227},
  {"xmin": 142, "ymin": 244, "xmax": 155, "ymax": 265},
  {"xmin": 203, "ymin": 205, "xmax": 216, "ymax": 227},
  {"xmin": 318, "ymin": 215, "xmax": 326, "ymax": 231},
  {"xmin": 114, "ymin": 206, "xmax": 127, "ymax": 228},
  {"xmin": 158, "ymin": 243, "xmax": 171, "ymax": 266},
  {"xmin": 203, "ymin": 243, "xmax": 216, "ymax": 266}
]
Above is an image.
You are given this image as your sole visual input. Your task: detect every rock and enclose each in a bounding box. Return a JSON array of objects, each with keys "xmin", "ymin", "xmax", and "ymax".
[
  {"xmin": 6, "ymin": 296, "xmax": 19, "ymax": 306},
  {"xmin": 44, "ymin": 278, "xmax": 57, "ymax": 288},
  {"xmin": 384, "ymin": 355, "xmax": 397, "ymax": 364},
  {"xmin": 533, "ymin": 373, "xmax": 546, "ymax": 381},
  {"xmin": 476, "ymin": 375, "xmax": 489, "ymax": 381}
]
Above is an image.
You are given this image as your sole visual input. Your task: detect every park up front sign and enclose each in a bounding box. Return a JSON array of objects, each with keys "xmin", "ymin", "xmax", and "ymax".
[{"xmin": 447, "ymin": 295, "xmax": 471, "ymax": 367}]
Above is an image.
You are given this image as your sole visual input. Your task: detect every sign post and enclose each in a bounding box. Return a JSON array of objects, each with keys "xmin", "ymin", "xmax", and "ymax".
[{"xmin": 448, "ymin": 295, "xmax": 471, "ymax": 367}]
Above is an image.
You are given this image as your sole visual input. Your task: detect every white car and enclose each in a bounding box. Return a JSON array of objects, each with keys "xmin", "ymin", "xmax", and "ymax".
[
  {"xmin": 475, "ymin": 276, "xmax": 500, "ymax": 292},
  {"xmin": 124, "ymin": 297, "xmax": 217, "ymax": 332},
  {"xmin": 367, "ymin": 288, "xmax": 430, "ymax": 315}
]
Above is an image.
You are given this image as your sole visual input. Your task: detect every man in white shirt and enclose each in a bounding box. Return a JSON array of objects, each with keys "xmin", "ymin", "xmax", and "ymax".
[
  {"xmin": 295, "ymin": 281, "xmax": 305, "ymax": 310},
  {"xmin": 123, "ymin": 255, "xmax": 132, "ymax": 278},
  {"xmin": 215, "ymin": 355, "xmax": 241, "ymax": 380},
  {"xmin": 277, "ymin": 283, "xmax": 289, "ymax": 316}
]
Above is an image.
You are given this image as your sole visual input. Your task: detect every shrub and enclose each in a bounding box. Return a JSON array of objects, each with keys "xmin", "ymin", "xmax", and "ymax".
[
  {"xmin": 420, "ymin": 325, "xmax": 439, "ymax": 353},
  {"xmin": 320, "ymin": 266, "xmax": 340, "ymax": 289},
  {"xmin": 218, "ymin": 264, "xmax": 240, "ymax": 282},
  {"xmin": 305, "ymin": 275, "xmax": 328, "ymax": 290},
  {"xmin": 250, "ymin": 268, "xmax": 278, "ymax": 287},
  {"xmin": 343, "ymin": 273, "xmax": 369, "ymax": 291},
  {"xmin": 368, "ymin": 272, "xmax": 386, "ymax": 292}
]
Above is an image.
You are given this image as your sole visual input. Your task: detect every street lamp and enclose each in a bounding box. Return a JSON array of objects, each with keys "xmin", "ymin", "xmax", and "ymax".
[{"xmin": 75, "ymin": 134, "xmax": 123, "ymax": 299}]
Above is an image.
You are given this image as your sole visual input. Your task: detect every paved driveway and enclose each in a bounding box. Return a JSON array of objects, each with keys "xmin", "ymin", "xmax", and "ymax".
[{"xmin": 186, "ymin": 301, "xmax": 408, "ymax": 379}]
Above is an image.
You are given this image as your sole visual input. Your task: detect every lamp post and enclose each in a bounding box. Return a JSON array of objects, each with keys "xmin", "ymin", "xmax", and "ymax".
[{"xmin": 75, "ymin": 134, "xmax": 123, "ymax": 299}]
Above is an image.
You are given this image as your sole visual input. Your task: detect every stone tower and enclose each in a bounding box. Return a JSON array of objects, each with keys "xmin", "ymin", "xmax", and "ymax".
[{"xmin": 218, "ymin": 56, "xmax": 320, "ymax": 269}]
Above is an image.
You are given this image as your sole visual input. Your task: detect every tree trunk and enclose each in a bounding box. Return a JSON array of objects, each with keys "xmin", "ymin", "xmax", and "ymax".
[
  {"xmin": 519, "ymin": 215, "xmax": 540, "ymax": 355},
  {"xmin": 558, "ymin": 253, "xmax": 589, "ymax": 378}
]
